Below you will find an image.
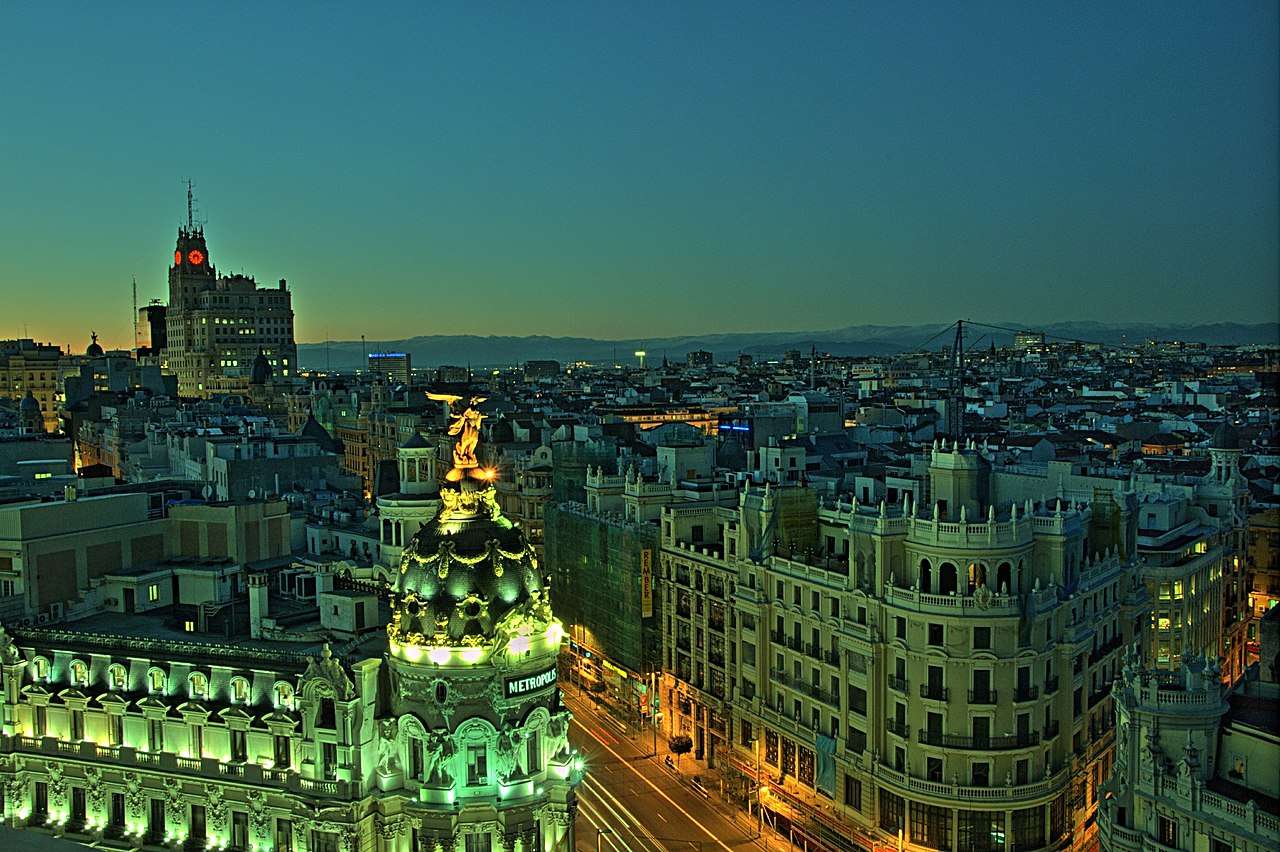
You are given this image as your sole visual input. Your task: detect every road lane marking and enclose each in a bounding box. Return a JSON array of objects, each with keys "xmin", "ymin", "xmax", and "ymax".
[
  {"xmin": 577, "ymin": 796, "xmax": 632, "ymax": 852},
  {"xmin": 582, "ymin": 774, "xmax": 667, "ymax": 852},
  {"xmin": 574, "ymin": 717, "xmax": 737, "ymax": 851}
]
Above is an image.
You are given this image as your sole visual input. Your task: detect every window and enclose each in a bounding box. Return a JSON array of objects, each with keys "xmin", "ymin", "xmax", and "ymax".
[
  {"xmin": 467, "ymin": 744, "xmax": 488, "ymax": 786},
  {"xmin": 148, "ymin": 669, "xmax": 165, "ymax": 694},
  {"xmin": 316, "ymin": 698, "xmax": 336, "ymax": 729},
  {"xmin": 108, "ymin": 714, "xmax": 123, "ymax": 746},
  {"xmin": 231, "ymin": 730, "xmax": 247, "ymax": 763},
  {"xmin": 972, "ymin": 761, "xmax": 989, "ymax": 787},
  {"xmin": 147, "ymin": 583, "xmax": 160, "ymax": 603},
  {"xmin": 465, "ymin": 833, "xmax": 493, "ymax": 852},
  {"xmin": 847, "ymin": 726, "xmax": 866, "ymax": 754},
  {"xmin": 879, "ymin": 790, "xmax": 905, "ymax": 833},
  {"xmin": 189, "ymin": 673, "xmax": 208, "ymax": 699},
  {"xmin": 322, "ymin": 742, "xmax": 337, "ymax": 779},
  {"xmin": 973, "ymin": 626, "xmax": 991, "ymax": 649},
  {"xmin": 896, "ymin": 617, "xmax": 906, "ymax": 640},
  {"xmin": 148, "ymin": 719, "xmax": 164, "ymax": 752},
  {"xmin": 928, "ymin": 623, "xmax": 944, "ymax": 646},
  {"xmin": 274, "ymin": 735, "xmax": 291, "ymax": 768},
  {"xmin": 910, "ymin": 801, "xmax": 952, "ymax": 851},
  {"xmin": 70, "ymin": 660, "xmax": 88, "ymax": 686},
  {"xmin": 844, "ymin": 775, "xmax": 862, "ymax": 811},
  {"xmin": 67, "ymin": 710, "xmax": 83, "ymax": 742},
  {"xmin": 109, "ymin": 665, "xmax": 127, "ymax": 690},
  {"xmin": 231, "ymin": 677, "xmax": 249, "ymax": 703},
  {"xmin": 526, "ymin": 733, "xmax": 541, "ymax": 774},
  {"xmin": 274, "ymin": 682, "xmax": 294, "ymax": 709},
  {"xmin": 190, "ymin": 725, "xmax": 204, "ymax": 758},
  {"xmin": 33, "ymin": 657, "xmax": 50, "ymax": 681},
  {"xmin": 1157, "ymin": 816, "xmax": 1178, "ymax": 848}
]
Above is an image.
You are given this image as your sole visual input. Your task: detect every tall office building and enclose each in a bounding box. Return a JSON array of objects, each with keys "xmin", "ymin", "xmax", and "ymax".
[
  {"xmin": 368, "ymin": 352, "xmax": 412, "ymax": 384},
  {"xmin": 164, "ymin": 222, "xmax": 297, "ymax": 398}
]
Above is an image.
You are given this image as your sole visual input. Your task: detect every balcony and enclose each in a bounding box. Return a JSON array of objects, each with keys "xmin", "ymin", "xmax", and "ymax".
[
  {"xmin": 1013, "ymin": 685, "xmax": 1039, "ymax": 702},
  {"xmin": 1043, "ymin": 721, "xmax": 1061, "ymax": 740},
  {"xmin": 6, "ymin": 735, "xmax": 351, "ymax": 798},
  {"xmin": 1090, "ymin": 634, "xmax": 1124, "ymax": 665},
  {"xmin": 918, "ymin": 730, "xmax": 1040, "ymax": 750},
  {"xmin": 770, "ymin": 630, "xmax": 785, "ymax": 645},
  {"xmin": 886, "ymin": 718, "xmax": 910, "ymax": 739},
  {"xmin": 968, "ymin": 689, "xmax": 997, "ymax": 705},
  {"xmin": 786, "ymin": 635, "xmax": 803, "ymax": 653},
  {"xmin": 875, "ymin": 761, "xmax": 1072, "ymax": 805},
  {"xmin": 824, "ymin": 649, "xmax": 841, "ymax": 666},
  {"xmin": 1044, "ymin": 676, "xmax": 1060, "ymax": 695},
  {"xmin": 887, "ymin": 676, "xmax": 908, "ymax": 694},
  {"xmin": 920, "ymin": 684, "xmax": 950, "ymax": 701},
  {"xmin": 1089, "ymin": 685, "xmax": 1112, "ymax": 708}
]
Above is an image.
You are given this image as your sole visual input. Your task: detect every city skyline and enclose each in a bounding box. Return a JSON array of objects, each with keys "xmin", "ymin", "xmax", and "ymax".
[{"xmin": 2, "ymin": 2, "xmax": 1277, "ymax": 349}]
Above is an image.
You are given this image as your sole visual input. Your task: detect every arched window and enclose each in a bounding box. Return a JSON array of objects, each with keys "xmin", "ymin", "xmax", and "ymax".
[
  {"xmin": 147, "ymin": 668, "xmax": 166, "ymax": 694},
  {"xmin": 230, "ymin": 676, "xmax": 249, "ymax": 704},
  {"xmin": 69, "ymin": 659, "xmax": 89, "ymax": 687},
  {"xmin": 108, "ymin": 664, "xmax": 127, "ymax": 690},
  {"xmin": 33, "ymin": 657, "xmax": 50, "ymax": 682},
  {"xmin": 997, "ymin": 562, "xmax": 1013, "ymax": 594},
  {"xmin": 274, "ymin": 682, "xmax": 294, "ymax": 709},
  {"xmin": 919, "ymin": 558, "xmax": 932, "ymax": 593},
  {"xmin": 189, "ymin": 672, "xmax": 208, "ymax": 699},
  {"xmin": 939, "ymin": 563, "xmax": 958, "ymax": 596},
  {"xmin": 967, "ymin": 563, "xmax": 987, "ymax": 594}
]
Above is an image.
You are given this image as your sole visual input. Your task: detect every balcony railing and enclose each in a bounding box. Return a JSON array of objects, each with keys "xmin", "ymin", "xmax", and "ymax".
[
  {"xmin": 968, "ymin": 689, "xmax": 997, "ymax": 704},
  {"xmin": 1014, "ymin": 685, "xmax": 1039, "ymax": 702},
  {"xmin": 1090, "ymin": 634, "xmax": 1124, "ymax": 665},
  {"xmin": 887, "ymin": 676, "xmax": 908, "ymax": 693},
  {"xmin": 886, "ymin": 718, "xmax": 910, "ymax": 739},
  {"xmin": 1044, "ymin": 676, "xmax": 1060, "ymax": 695},
  {"xmin": 918, "ymin": 730, "xmax": 1040, "ymax": 750},
  {"xmin": 920, "ymin": 684, "xmax": 949, "ymax": 701},
  {"xmin": 6, "ymin": 735, "xmax": 351, "ymax": 798},
  {"xmin": 1043, "ymin": 721, "xmax": 1061, "ymax": 740}
]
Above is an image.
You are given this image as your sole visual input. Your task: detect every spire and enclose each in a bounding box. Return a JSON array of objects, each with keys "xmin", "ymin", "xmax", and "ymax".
[{"xmin": 187, "ymin": 179, "xmax": 194, "ymax": 230}]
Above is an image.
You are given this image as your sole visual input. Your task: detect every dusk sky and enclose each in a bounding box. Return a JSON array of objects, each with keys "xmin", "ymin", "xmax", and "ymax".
[{"xmin": 1, "ymin": 2, "xmax": 1276, "ymax": 349}]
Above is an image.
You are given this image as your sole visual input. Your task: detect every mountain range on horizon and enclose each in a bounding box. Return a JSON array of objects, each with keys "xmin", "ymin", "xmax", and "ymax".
[{"xmin": 297, "ymin": 321, "xmax": 1279, "ymax": 371}]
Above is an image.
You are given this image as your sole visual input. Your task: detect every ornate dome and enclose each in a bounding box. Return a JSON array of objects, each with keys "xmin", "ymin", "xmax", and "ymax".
[
  {"xmin": 1209, "ymin": 420, "xmax": 1239, "ymax": 451},
  {"xmin": 86, "ymin": 331, "xmax": 104, "ymax": 358},
  {"xmin": 391, "ymin": 477, "xmax": 545, "ymax": 646},
  {"xmin": 19, "ymin": 391, "xmax": 40, "ymax": 413}
]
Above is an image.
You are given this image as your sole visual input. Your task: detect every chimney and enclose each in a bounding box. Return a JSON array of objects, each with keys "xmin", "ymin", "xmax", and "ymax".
[
  {"xmin": 249, "ymin": 573, "xmax": 269, "ymax": 639},
  {"xmin": 279, "ymin": 278, "xmax": 287, "ymax": 290}
]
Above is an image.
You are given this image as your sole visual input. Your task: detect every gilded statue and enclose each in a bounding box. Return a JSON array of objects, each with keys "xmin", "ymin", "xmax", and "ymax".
[{"xmin": 427, "ymin": 393, "xmax": 488, "ymax": 479}]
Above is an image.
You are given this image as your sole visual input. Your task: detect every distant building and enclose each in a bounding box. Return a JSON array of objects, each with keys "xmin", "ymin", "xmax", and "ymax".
[
  {"xmin": 1014, "ymin": 330, "xmax": 1046, "ymax": 351},
  {"xmin": 367, "ymin": 351, "xmax": 411, "ymax": 384},
  {"xmin": 164, "ymin": 222, "xmax": 297, "ymax": 398},
  {"xmin": 135, "ymin": 302, "xmax": 167, "ymax": 357},
  {"xmin": 0, "ymin": 338, "xmax": 63, "ymax": 433},
  {"xmin": 686, "ymin": 349, "xmax": 713, "ymax": 368},
  {"xmin": 523, "ymin": 359, "xmax": 561, "ymax": 380}
]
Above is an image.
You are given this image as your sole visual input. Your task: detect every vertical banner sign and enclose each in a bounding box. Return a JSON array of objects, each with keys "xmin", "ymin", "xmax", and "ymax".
[{"xmin": 640, "ymin": 549, "xmax": 653, "ymax": 618}]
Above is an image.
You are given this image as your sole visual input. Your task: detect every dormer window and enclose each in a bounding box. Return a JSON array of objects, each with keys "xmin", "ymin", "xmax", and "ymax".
[
  {"xmin": 109, "ymin": 664, "xmax": 127, "ymax": 691},
  {"xmin": 231, "ymin": 677, "xmax": 249, "ymax": 704},
  {"xmin": 189, "ymin": 673, "xmax": 208, "ymax": 699},
  {"xmin": 148, "ymin": 668, "xmax": 166, "ymax": 694},
  {"xmin": 69, "ymin": 660, "xmax": 89, "ymax": 687},
  {"xmin": 33, "ymin": 657, "xmax": 50, "ymax": 682},
  {"xmin": 274, "ymin": 682, "xmax": 294, "ymax": 709}
]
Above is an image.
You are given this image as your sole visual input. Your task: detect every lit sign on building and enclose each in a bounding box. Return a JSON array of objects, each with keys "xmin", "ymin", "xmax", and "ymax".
[
  {"xmin": 640, "ymin": 548, "xmax": 653, "ymax": 618},
  {"xmin": 504, "ymin": 665, "xmax": 557, "ymax": 699}
]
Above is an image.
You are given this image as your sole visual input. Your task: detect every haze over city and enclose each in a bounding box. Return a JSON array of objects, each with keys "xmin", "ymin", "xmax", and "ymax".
[{"xmin": 2, "ymin": 2, "xmax": 1277, "ymax": 349}]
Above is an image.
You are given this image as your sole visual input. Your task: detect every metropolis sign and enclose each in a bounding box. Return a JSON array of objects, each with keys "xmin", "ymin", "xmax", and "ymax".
[{"xmin": 504, "ymin": 665, "xmax": 558, "ymax": 699}]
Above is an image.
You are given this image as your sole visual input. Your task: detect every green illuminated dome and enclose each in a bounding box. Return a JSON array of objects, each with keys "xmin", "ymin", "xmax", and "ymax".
[{"xmin": 391, "ymin": 478, "xmax": 543, "ymax": 645}]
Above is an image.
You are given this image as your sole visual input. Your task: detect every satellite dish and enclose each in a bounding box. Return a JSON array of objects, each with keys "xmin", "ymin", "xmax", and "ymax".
[
  {"xmin": 201, "ymin": 484, "xmax": 212, "ymax": 500},
  {"xmin": 247, "ymin": 489, "xmax": 257, "ymax": 500}
]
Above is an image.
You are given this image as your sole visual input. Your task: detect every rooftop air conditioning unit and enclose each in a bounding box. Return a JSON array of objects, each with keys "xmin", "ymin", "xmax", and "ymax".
[{"xmin": 37, "ymin": 613, "xmax": 49, "ymax": 624}]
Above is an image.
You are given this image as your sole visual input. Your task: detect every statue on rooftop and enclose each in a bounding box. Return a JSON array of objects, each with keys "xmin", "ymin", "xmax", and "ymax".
[{"xmin": 428, "ymin": 393, "xmax": 488, "ymax": 478}]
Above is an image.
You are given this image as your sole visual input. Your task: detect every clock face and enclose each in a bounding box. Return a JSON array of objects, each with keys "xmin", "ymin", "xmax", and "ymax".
[
  {"xmin": 174, "ymin": 250, "xmax": 182, "ymax": 265},
  {"xmin": 187, "ymin": 249, "xmax": 205, "ymax": 266}
]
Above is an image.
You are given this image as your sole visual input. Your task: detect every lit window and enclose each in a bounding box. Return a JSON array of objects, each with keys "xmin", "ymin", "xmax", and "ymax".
[
  {"xmin": 184, "ymin": 620, "xmax": 195, "ymax": 632},
  {"xmin": 70, "ymin": 660, "xmax": 88, "ymax": 687},
  {"xmin": 109, "ymin": 665, "xmax": 126, "ymax": 690},
  {"xmin": 189, "ymin": 673, "xmax": 208, "ymax": 699},
  {"xmin": 33, "ymin": 657, "xmax": 50, "ymax": 681},
  {"xmin": 148, "ymin": 668, "xmax": 166, "ymax": 693},
  {"xmin": 147, "ymin": 584, "xmax": 160, "ymax": 603},
  {"xmin": 274, "ymin": 682, "xmax": 294, "ymax": 709}
]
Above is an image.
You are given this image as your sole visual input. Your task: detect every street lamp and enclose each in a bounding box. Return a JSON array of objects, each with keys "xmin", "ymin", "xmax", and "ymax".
[{"xmin": 596, "ymin": 826, "xmax": 612, "ymax": 852}]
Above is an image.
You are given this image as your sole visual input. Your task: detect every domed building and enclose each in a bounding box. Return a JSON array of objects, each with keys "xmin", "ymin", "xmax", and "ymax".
[
  {"xmin": 17, "ymin": 390, "xmax": 44, "ymax": 435},
  {"xmin": 85, "ymin": 331, "xmax": 104, "ymax": 359},
  {"xmin": 380, "ymin": 396, "xmax": 580, "ymax": 849}
]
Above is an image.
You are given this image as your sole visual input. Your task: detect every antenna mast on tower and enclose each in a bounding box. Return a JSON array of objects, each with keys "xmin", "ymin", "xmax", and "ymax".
[
  {"xmin": 948, "ymin": 320, "xmax": 965, "ymax": 441},
  {"xmin": 186, "ymin": 179, "xmax": 195, "ymax": 230},
  {"xmin": 132, "ymin": 276, "xmax": 138, "ymax": 351}
]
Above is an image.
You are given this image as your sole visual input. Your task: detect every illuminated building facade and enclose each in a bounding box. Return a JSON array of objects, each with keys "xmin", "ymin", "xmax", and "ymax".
[
  {"xmin": 0, "ymin": 338, "xmax": 64, "ymax": 434},
  {"xmin": 368, "ymin": 353, "xmax": 412, "ymax": 386},
  {"xmin": 659, "ymin": 442, "xmax": 1149, "ymax": 851},
  {"xmin": 0, "ymin": 405, "xmax": 580, "ymax": 850},
  {"xmin": 164, "ymin": 225, "xmax": 297, "ymax": 398}
]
